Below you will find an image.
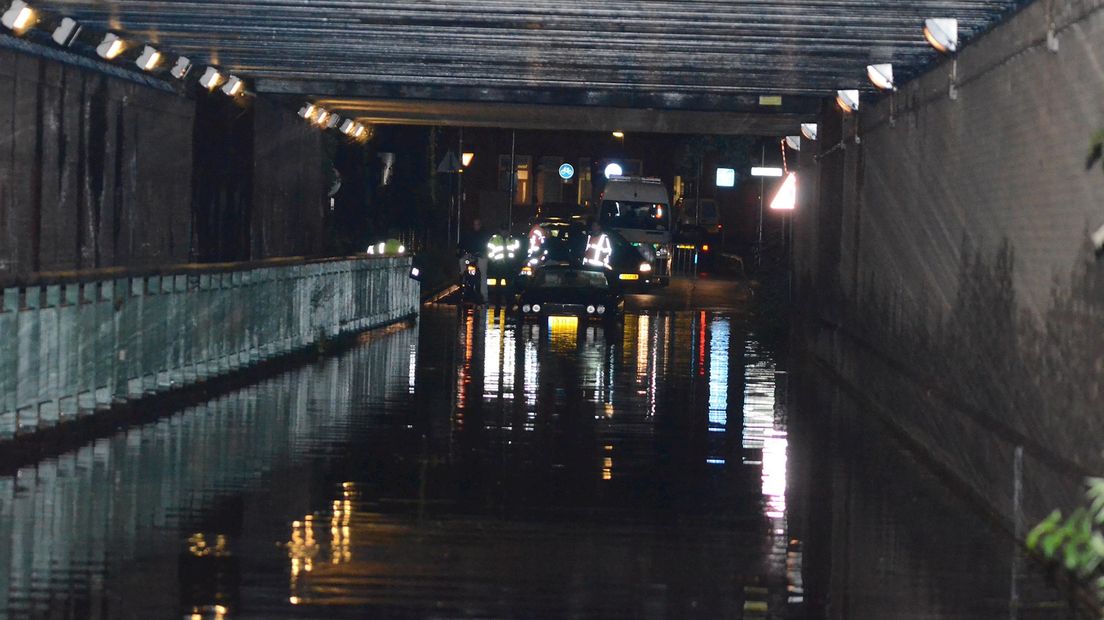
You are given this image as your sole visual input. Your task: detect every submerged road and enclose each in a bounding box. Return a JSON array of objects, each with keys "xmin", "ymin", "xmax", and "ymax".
[{"xmin": 0, "ymin": 277, "xmax": 1070, "ymax": 619}]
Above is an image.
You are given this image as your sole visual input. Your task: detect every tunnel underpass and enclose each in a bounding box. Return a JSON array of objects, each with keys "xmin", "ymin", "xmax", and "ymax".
[{"xmin": 3, "ymin": 0, "xmax": 1104, "ymax": 618}]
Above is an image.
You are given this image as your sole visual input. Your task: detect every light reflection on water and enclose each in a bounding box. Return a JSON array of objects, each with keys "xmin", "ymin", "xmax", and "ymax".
[{"xmin": 0, "ymin": 306, "xmax": 794, "ymax": 618}]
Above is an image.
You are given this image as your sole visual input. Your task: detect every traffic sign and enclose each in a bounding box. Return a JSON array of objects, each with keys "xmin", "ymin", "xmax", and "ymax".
[
  {"xmin": 437, "ymin": 151, "xmax": 463, "ymax": 173},
  {"xmin": 558, "ymin": 162, "xmax": 575, "ymax": 180}
]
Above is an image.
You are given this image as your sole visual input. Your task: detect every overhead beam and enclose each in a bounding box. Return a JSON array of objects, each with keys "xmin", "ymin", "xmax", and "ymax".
[
  {"xmin": 257, "ymin": 79, "xmax": 822, "ymax": 114},
  {"xmin": 312, "ymin": 97, "xmax": 814, "ymax": 136}
]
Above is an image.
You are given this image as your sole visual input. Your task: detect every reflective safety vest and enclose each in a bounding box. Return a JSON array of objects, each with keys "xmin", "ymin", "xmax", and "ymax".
[
  {"xmin": 487, "ymin": 234, "xmax": 507, "ymax": 261},
  {"xmin": 584, "ymin": 233, "xmax": 613, "ymax": 268}
]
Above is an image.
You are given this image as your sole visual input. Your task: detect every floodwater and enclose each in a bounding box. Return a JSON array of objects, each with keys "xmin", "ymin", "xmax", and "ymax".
[{"xmin": 0, "ymin": 286, "xmax": 1072, "ymax": 619}]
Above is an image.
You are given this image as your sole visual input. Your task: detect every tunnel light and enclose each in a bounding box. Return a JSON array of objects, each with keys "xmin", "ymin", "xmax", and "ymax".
[
  {"xmin": 836, "ymin": 89, "xmax": 860, "ymax": 113},
  {"xmin": 462, "ymin": 152, "xmax": 475, "ymax": 167},
  {"xmin": 170, "ymin": 56, "xmax": 191, "ymax": 79},
  {"xmin": 800, "ymin": 123, "xmax": 818, "ymax": 141},
  {"xmin": 785, "ymin": 136, "xmax": 801, "ymax": 151},
  {"xmin": 340, "ymin": 119, "xmax": 356, "ymax": 135},
  {"xmin": 95, "ymin": 33, "xmax": 125, "ymax": 60},
  {"xmin": 867, "ymin": 63, "xmax": 895, "ymax": 91},
  {"xmin": 135, "ymin": 46, "xmax": 161, "ymax": 71},
  {"xmin": 51, "ymin": 17, "xmax": 80, "ymax": 46},
  {"xmin": 323, "ymin": 113, "xmax": 341, "ymax": 129},
  {"xmin": 298, "ymin": 104, "xmax": 318, "ymax": 120},
  {"xmin": 924, "ymin": 18, "xmax": 958, "ymax": 53},
  {"xmin": 198, "ymin": 67, "xmax": 223, "ymax": 91},
  {"xmin": 314, "ymin": 110, "xmax": 331, "ymax": 126},
  {"xmin": 770, "ymin": 173, "xmax": 797, "ymax": 211},
  {"xmin": 604, "ymin": 162, "xmax": 623, "ymax": 178},
  {"xmin": 1, "ymin": 1, "xmax": 35, "ymax": 34},
  {"xmin": 751, "ymin": 166, "xmax": 783, "ymax": 178},
  {"xmin": 221, "ymin": 75, "xmax": 244, "ymax": 96}
]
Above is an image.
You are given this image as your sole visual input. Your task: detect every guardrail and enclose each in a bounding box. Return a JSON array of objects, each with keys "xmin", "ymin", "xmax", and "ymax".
[{"xmin": 0, "ymin": 255, "xmax": 418, "ymax": 440}]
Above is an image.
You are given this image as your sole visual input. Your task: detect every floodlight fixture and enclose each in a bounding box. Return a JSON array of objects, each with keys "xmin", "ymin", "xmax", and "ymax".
[
  {"xmin": 170, "ymin": 56, "xmax": 191, "ymax": 79},
  {"xmin": 604, "ymin": 162, "xmax": 623, "ymax": 178},
  {"xmin": 784, "ymin": 136, "xmax": 801, "ymax": 151},
  {"xmin": 924, "ymin": 18, "xmax": 958, "ymax": 53},
  {"xmin": 1, "ymin": 0, "xmax": 35, "ymax": 34},
  {"xmin": 867, "ymin": 63, "xmax": 895, "ymax": 91},
  {"xmin": 221, "ymin": 75, "xmax": 244, "ymax": 96},
  {"xmin": 800, "ymin": 123, "xmax": 818, "ymax": 141},
  {"xmin": 769, "ymin": 173, "xmax": 797, "ymax": 211},
  {"xmin": 836, "ymin": 89, "xmax": 860, "ymax": 113},
  {"xmin": 51, "ymin": 17, "xmax": 80, "ymax": 47},
  {"xmin": 136, "ymin": 46, "xmax": 161, "ymax": 71},
  {"xmin": 95, "ymin": 33, "xmax": 125, "ymax": 60},
  {"xmin": 198, "ymin": 66, "xmax": 223, "ymax": 91}
]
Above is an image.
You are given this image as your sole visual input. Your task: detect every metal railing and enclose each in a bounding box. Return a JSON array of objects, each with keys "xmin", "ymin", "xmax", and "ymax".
[{"xmin": 0, "ymin": 256, "xmax": 418, "ymax": 439}]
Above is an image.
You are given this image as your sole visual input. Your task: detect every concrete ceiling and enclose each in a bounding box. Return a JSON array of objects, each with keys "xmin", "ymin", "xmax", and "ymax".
[{"xmin": 16, "ymin": 0, "xmax": 1027, "ymax": 131}]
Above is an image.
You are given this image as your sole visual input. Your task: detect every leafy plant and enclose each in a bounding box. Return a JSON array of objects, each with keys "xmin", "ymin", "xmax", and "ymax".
[
  {"xmin": 1027, "ymin": 478, "xmax": 1104, "ymax": 605},
  {"xmin": 1087, "ymin": 130, "xmax": 1104, "ymax": 173}
]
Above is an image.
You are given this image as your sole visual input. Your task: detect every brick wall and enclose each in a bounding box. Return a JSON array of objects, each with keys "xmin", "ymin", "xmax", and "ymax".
[{"xmin": 799, "ymin": 0, "xmax": 1104, "ymax": 527}]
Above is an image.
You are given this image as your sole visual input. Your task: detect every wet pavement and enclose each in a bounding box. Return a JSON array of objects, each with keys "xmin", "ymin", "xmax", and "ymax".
[{"xmin": 0, "ymin": 278, "xmax": 1074, "ymax": 619}]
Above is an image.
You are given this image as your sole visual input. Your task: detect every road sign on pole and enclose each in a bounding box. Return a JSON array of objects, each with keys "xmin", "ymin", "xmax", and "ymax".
[
  {"xmin": 437, "ymin": 151, "xmax": 463, "ymax": 173},
  {"xmin": 558, "ymin": 162, "xmax": 575, "ymax": 180}
]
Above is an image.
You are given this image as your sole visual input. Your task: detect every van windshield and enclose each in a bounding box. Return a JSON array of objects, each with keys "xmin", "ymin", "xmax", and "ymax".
[{"xmin": 600, "ymin": 200, "xmax": 667, "ymax": 231}]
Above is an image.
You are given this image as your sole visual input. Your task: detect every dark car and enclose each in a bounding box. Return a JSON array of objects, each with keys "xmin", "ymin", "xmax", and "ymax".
[
  {"xmin": 522, "ymin": 221, "xmax": 653, "ymax": 290},
  {"xmin": 514, "ymin": 264, "xmax": 623, "ymax": 322}
]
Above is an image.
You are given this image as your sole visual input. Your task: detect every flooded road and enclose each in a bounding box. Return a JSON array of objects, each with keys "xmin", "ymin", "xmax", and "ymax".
[{"xmin": 0, "ymin": 280, "xmax": 1071, "ymax": 618}]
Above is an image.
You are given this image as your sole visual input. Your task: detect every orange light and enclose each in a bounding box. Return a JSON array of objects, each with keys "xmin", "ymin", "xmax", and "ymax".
[{"xmin": 702, "ymin": 244, "xmax": 710, "ymax": 252}]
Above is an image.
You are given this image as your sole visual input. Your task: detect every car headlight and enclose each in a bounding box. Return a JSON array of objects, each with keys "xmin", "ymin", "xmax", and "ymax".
[
  {"xmin": 467, "ymin": 265, "xmax": 477, "ymax": 275},
  {"xmin": 522, "ymin": 304, "xmax": 532, "ymax": 313},
  {"xmin": 639, "ymin": 262, "xmax": 652, "ymax": 273},
  {"xmin": 586, "ymin": 305, "xmax": 596, "ymax": 314},
  {"xmin": 597, "ymin": 305, "xmax": 606, "ymax": 314},
  {"xmin": 532, "ymin": 303, "xmax": 541, "ymax": 313}
]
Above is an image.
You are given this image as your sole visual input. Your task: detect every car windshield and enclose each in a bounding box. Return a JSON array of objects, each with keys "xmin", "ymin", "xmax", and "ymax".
[
  {"xmin": 600, "ymin": 200, "xmax": 667, "ymax": 230},
  {"xmin": 534, "ymin": 269, "xmax": 608, "ymax": 289}
]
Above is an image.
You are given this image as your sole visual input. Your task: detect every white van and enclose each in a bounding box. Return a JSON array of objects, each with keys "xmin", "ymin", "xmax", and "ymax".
[{"xmin": 598, "ymin": 177, "xmax": 672, "ymax": 285}]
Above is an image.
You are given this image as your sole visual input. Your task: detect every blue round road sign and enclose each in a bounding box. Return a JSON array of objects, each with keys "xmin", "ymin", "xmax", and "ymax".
[{"xmin": 558, "ymin": 163, "xmax": 575, "ymax": 180}]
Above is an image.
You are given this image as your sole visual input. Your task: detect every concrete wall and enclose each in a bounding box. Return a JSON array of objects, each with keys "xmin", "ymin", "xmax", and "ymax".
[
  {"xmin": 0, "ymin": 48, "xmax": 194, "ymax": 275},
  {"xmin": 798, "ymin": 0, "xmax": 1104, "ymax": 529},
  {"xmin": 0, "ymin": 45, "xmax": 330, "ymax": 279}
]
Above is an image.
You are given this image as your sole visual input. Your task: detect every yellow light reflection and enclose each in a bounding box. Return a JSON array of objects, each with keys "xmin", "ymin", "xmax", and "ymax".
[{"xmin": 548, "ymin": 316, "xmax": 578, "ymax": 352}]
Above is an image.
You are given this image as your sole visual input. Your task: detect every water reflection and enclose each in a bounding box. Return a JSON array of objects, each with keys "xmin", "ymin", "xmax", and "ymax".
[{"xmin": 0, "ymin": 301, "xmax": 1064, "ymax": 618}]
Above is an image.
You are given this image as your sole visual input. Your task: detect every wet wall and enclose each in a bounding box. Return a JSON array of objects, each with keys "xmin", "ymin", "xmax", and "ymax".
[
  {"xmin": 796, "ymin": 0, "xmax": 1104, "ymax": 532},
  {"xmin": 0, "ymin": 48, "xmax": 193, "ymax": 274},
  {"xmin": 0, "ymin": 46, "xmax": 328, "ymax": 279}
]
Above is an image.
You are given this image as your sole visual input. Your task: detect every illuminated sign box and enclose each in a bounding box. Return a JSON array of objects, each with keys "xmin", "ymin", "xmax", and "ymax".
[{"xmin": 715, "ymin": 167, "xmax": 735, "ymax": 187}]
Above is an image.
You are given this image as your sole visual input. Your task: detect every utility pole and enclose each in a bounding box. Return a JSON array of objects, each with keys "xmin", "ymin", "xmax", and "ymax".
[
  {"xmin": 508, "ymin": 130, "xmax": 516, "ymax": 230},
  {"xmin": 456, "ymin": 127, "xmax": 464, "ymax": 245},
  {"xmin": 756, "ymin": 142, "xmax": 765, "ymax": 268}
]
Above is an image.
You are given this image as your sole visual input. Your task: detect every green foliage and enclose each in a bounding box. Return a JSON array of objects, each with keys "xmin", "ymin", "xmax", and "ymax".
[
  {"xmin": 1027, "ymin": 478, "xmax": 1104, "ymax": 608},
  {"xmin": 1088, "ymin": 130, "xmax": 1104, "ymax": 173},
  {"xmin": 673, "ymin": 135, "xmax": 754, "ymax": 177}
]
